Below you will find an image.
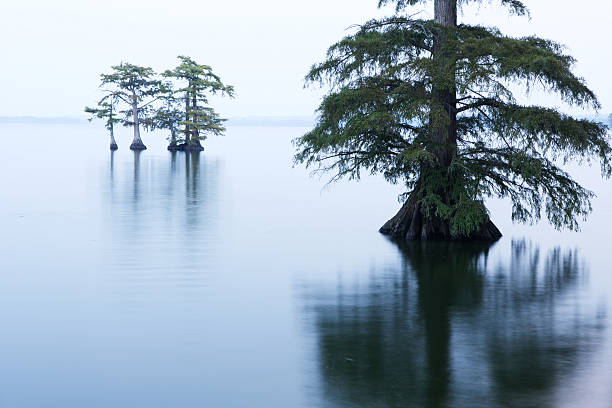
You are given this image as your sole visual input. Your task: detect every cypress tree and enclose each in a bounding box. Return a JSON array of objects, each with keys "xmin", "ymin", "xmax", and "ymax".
[
  {"xmin": 163, "ymin": 56, "xmax": 234, "ymax": 151},
  {"xmin": 145, "ymin": 86, "xmax": 184, "ymax": 150},
  {"xmin": 98, "ymin": 63, "xmax": 163, "ymax": 151},
  {"xmin": 295, "ymin": 0, "xmax": 611, "ymax": 241},
  {"xmin": 85, "ymin": 92, "xmax": 121, "ymax": 150}
]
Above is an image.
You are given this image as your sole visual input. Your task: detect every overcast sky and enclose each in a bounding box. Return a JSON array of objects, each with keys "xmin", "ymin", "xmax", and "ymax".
[{"xmin": 1, "ymin": 0, "xmax": 610, "ymax": 118}]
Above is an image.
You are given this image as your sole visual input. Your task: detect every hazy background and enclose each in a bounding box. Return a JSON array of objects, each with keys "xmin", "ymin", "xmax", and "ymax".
[{"xmin": 1, "ymin": 0, "xmax": 611, "ymax": 121}]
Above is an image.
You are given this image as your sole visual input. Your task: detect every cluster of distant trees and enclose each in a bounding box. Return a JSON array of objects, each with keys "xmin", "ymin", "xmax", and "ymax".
[{"xmin": 85, "ymin": 56, "xmax": 234, "ymax": 151}]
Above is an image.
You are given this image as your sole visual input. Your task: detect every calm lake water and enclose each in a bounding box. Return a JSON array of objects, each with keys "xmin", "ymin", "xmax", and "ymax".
[{"xmin": 0, "ymin": 123, "xmax": 611, "ymax": 407}]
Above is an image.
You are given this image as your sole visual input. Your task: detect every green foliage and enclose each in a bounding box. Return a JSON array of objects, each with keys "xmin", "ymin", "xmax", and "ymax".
[
  {"xmin": 143, "ymin": 90, "xmax": 184, "ymax": 144},
  {"xmin": 163, "ymin": 56, "xmax": 234, "ymax": 144},
  {"xmin": 85, "ymin": 58, "xmax": 234, "ymax": 148},
  {"xmin": 84, "ymin": 92, "xmax": 121, "ymax": 132},
  {"xmin": 86, "ymin": 62, "xmax": 164, "ymax": 135},
  {"xmin": 100, "ymin": 63, "xmax": 162, "ymax": 103},
  {"xmin": 295, "ymin": 0, "xmax": 611, "ymax": 235}
]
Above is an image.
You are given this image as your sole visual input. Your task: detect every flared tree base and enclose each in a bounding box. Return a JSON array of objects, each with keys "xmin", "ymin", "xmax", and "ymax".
[
  {"xmin": 183, "ymin": 142, "xmax": 204, "ymax": 152},
  {"xmin": 379, "ymin": 192, "xmax": 502, "ymax": 242},
  {"xmin": 110, "ymin": 142, "xmax": 118, "ymax": 151},
  {"xmin": 130, "ymin": 140, "xmax": 147, "ymax": 151},
  {"xmin": 167, "ymin": 142, "xmax": 204, "ymax": 152}
]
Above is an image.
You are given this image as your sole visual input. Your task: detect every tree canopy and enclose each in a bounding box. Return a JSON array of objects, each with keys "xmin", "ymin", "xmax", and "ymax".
[
  {"xmin": 92, "ymin": 63, "xmax": 164, "ymax": 150},
  {"xmin": 162, "ymin": 56, "xmax": 234, "ymax": 151},
  {"xmin": 145, "ymin": 90, "xmax": 184, "ymax": 147},
  {"xmin": 295, "ymin": 0, "xmax": 610, "ymax": 240},
  {"xmin": 85, "ymin": 57, "xmax": 234, "ymax": 151},
  {"xmin": 85, "ymin": 91, "xmax": 122, "ymax": 150}
]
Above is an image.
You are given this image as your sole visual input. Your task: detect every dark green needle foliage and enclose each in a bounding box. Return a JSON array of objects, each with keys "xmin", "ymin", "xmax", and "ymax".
[
  {"xmin": 143, "ymin": 86, "xmax": 184, "ymax": 150},
  {"xmin": 163, "ymin": 56, "xmax": 234, "ymax": 151},
  {"xmin": 295, "ymin": 0, "xmax": 611, "ymax": 241},
  {"xmin": 96, "ymin": 63, "xmax": 164, "ymax": 150},
  {"xmin": 85, "ymin": 92, "xmax": 122, "ymax": 150}
]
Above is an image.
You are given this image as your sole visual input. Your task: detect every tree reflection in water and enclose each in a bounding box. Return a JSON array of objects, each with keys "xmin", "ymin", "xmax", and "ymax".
[{"xmin": 304, "ymin": 240, "xmax": 604, "ymax": 408}]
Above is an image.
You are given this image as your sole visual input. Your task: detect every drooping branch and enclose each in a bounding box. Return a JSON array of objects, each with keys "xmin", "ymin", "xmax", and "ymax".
[
  {"xmin": 306, "ymin": 20, "xmax": 435, "ymax": 85},
  {"xmin": 455, "ymin": 25, "xmax": 599, "ymax": 107},
  {"xmin": 460, "ymin": 147, "xmax": 593, "ymax": 230}
]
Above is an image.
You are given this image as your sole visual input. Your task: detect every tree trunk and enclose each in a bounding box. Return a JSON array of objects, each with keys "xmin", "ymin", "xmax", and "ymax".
[
  {"xmin": 129, "ymin": 96, "xmax": 146, "ymax": 150},
  {"xmin": 184, "ymin": 89, "xmax": 191, "ymax": 145},
  {"xmin": 109, "ymin": 102, "xmax": 118, "ymax": 150},
  {"xmin": 379, "ymin": 186, "xmax": 502, "ymax": 241},
  {"xmin": 434, "ymin": 0, "xmax": 456, "ymax": 26},
  {"xmin": 168, "ymin": 129, "xmax": 180, "ymax": 151},
  {"xmin": 185, "ymin": 89, "xmax": 204, "ymax": 151},
  {"xmin": 431, "ymin": 0, "xmax": 457, "ymax": 169},
  {"xmin": 380, "ymin": 0, "xmax": 501, "ymax": 241},
  {"xmin": 109, "ymin": 123, "xmax": 118, "ymax": 150}
]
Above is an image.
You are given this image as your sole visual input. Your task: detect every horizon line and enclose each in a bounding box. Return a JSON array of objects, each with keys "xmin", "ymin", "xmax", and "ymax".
[{"xmin": 0, "ymin": 115, "xmax": 316, "ymax": 127}]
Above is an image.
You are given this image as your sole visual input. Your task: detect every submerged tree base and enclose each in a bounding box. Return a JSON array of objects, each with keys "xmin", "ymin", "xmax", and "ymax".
[
  {"xmin": 379, "ymin": 192, "xmax": 502, "ymax": 242},
  {"xmin": 130, "ymin": 141, "xmax": 147, "ymax": 151},
  {"xmin": 167, "ymin": 143, "xmax": 204, "ymax": 152},
  {"xmin": 110, "ymin": 142, "xmax": 118, "ymax": 151}
]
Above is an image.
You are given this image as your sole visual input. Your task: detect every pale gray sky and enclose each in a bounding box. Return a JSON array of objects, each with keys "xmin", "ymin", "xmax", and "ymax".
[{"xmin": 1, "ymin": 0, "xmax": 610, "ymax": 118}]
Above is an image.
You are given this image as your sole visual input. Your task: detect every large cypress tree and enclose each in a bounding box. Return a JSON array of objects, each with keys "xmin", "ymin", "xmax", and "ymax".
[{"xmin": 295, "ymin": 0, "xmax": 611, "ymax": 241}]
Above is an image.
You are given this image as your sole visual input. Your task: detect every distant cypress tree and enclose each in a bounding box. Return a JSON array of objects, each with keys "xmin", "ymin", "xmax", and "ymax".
[
  {"xmin": 85, "ymin": 92, "xmax": 121, "ymax": 150},
  {"xmin": 163, "ymin": 56, "xmax": 234, "ymax": 151},
  {"xmin": 145, "ymin": 86, "xmax": 184, "ymax": 150},
  {"xmin": 295, "ymin": 0, "xmax": 611, "ymax": 241},
  {"xmin": 97, "ymin": 63, "xmax": 163, "ymax": 150}
]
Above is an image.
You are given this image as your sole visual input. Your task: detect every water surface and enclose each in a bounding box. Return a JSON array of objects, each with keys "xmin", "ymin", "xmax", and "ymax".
[{"xmin": 0, "ymin": 124, "xmax": 610, "ymax": 407}]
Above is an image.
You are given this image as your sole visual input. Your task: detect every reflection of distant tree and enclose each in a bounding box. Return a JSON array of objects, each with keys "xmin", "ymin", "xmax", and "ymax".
[
  {"xmin": 108, "ymin": 150, "xmax": 116, "ymax": 199},
  {"xmin": 170, "ymin": 150, "xmax": 177, "ymax": 175},
  {"xmin": 132, "ymin": 150, "xmax": 142, "ymax": 206},
  {"xmin": 104, "ymin": 150, "xmax": 219, "ymax": 261},
  {"xmin": 185, "ymin": 152, "xmax": 201, "ymax": 226},
  {"xmin": 109, "ymin": 150, "xmax": 116, "ymax": 180},
  {"xmin": 305, "ymin": 240, "xmax": 604, "ymax": 408}
]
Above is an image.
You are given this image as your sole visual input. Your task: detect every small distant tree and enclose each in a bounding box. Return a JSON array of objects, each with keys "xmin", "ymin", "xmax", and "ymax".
[
  {"xmin": 145, "ymin": 88, "xmax": 184, "ymax": 150},
  {"xmin": 85, "ymin": 92, "xmax": 121, "ymax": 150},
  {"xmin": 163, "ymin": 56, "xmax": 234, "ymax": 151},
  {"xmin": 97, "ymin": 63, "xmax": 163, "ymax": 150}
]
